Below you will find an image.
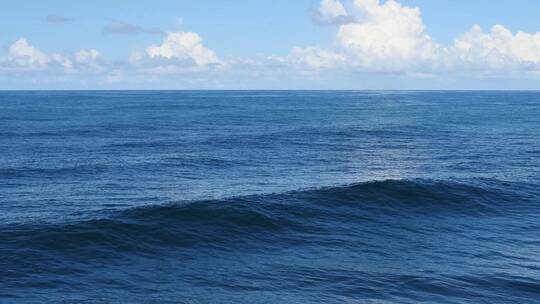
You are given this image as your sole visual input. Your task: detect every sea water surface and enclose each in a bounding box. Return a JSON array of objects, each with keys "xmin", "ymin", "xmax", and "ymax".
[{"xmin": 1, "ymin": 91, "xmax": 540, "ymax": 303}]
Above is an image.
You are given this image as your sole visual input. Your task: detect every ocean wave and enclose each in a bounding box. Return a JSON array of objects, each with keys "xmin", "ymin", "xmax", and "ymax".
[
  {"xmin": 1, "ymin": 179, "xmax": 535, "ymax": 256},
  {"xmin": 2, "ymin": 178, "xmax": 540, "ymax": 302}
]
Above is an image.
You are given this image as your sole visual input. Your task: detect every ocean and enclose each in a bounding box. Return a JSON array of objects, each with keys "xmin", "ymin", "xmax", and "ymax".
[{"xmin": 1, "ymin": 91, "xmax": 539, "ymax": 303}]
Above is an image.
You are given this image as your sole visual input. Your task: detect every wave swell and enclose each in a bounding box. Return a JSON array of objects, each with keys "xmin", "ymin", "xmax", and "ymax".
[{"xmin": 2, "ymin": 179, "xmax": 535, "ymax": 256}]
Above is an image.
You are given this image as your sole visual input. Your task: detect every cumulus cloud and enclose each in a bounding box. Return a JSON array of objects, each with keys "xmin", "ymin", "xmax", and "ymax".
[
  {"xmin": 296, "ymin": 0, "xmax": 444, "ymax": 71},
  {"xmin": 5, "ymin": 2, "xmax": 540, "ymax": 86},
  {"xmin": 50, "ymin": 53, "xmax": 73, "ymax": 70},
  {"xmin": 288, "ymin": 46, "xmax": 346, "ymax": 69},
  {"xmin": 1, "ymin": 29, "xmax": 221, "ymax": 82},
  {"xmin": 336, "ymin": 0, "xmax": 443, "ymax": 70},
  {"xmin": 5, "ymin": 38, "xmax": 51, "ymax": 69},
  {"xmin": 4, "ymin": 39, "xmax": 73, "ymax": 71},
  {"xmin": 75, "ymin": 49, "xmax": 100, "ymax": 64},
  {"xmin": 304, "ymin": 0, "xmax": 540, "ymax": 74},
  {"xmin": 117, "ymin": 31, "xmax": 224, "ymax": 77},
  {"xmin": 454, "ymin": 24, "xmax": 540, "ymax": 70},
  {"xmin": 0, "ymin": 38, "xmax": 106, "ymax": 73},
  {"xmin": 104, "ymin": 21, "xmax": 162, "ymax": 35},
  {"xmin": 145, "ymin": 31, "xmax": 220, "ymax": 66},
  {"xmin": 315, "ymin": 0, "xmax": 349, "ymax": 24}
]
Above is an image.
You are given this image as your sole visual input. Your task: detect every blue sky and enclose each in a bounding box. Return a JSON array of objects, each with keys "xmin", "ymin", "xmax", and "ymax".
[{"xmin": 2, "ymin": 0, "xmax": 540, "ymax": 89}]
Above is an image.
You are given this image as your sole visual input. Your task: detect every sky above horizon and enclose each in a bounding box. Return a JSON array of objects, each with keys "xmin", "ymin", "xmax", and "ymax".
[{"xmin": 2, "ymin": 0, "xmax": 540, "ymax": 89}]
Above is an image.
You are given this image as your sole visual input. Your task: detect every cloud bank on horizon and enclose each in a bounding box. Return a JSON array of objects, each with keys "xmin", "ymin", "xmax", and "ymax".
[{"xmin": 2, "ymin": 0, "xmax": 540, "ymax": 89}]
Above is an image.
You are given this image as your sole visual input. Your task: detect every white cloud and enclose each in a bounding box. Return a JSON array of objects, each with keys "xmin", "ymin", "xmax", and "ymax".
[
  {"xmin": 123, "ymin": 31, "xmax": 223, "ymax": 76},
  {"xmin": 50, "ymin": 53, "xmax": 73, "ymax": 70},
  {"xmin": 72, "ymin": 49, "xmax": 104, "ymax": 73},
  {"xmin": 0, "ymin": 38, "xmax": 107, "ymax": 74},
  {"xmin": 310, "ymin": 0, "xmax": 540, "ymax": 74},
  {"xmin": 75, "ymin": 49, "xmax": 100, "ymax": 65},
  {"xmin": 454, "ymin": 24, "xmax": 540, "ymax": 70},
  {"xmin": 7, "ymin": 38, "xmax": 50, "ymax": 69},
  {"xmin": 317, "ymin": 0, "xmax": 349, "ymax": 24},
  {"xmin": 5, "ymin": 3, "xmax": 540, "ymax": 87},
  {"xmin": 146, "ymin": 31, "xmax": 220, "ymax": 66},
  {"xmin": 289, "ymin": 46, "xmax": 346, "ymax": 69},
  {"xmin": 1, "ymin": 38, "xmax": 75, "ymax": 72},
  {"xmin": 336, "ymin": 0, "xmax": 442, "ymax": 70}
]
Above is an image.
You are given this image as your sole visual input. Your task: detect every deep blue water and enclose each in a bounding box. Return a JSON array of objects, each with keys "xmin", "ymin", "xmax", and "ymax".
[{"xmin": 1, "ymin": 91, "xmax": 540, "ymax": 303}]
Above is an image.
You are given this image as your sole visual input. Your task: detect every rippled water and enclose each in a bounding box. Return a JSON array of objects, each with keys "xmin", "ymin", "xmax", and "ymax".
[{"xmin": 1, "ymin": 91, "xmax": 539, "ymax": 303}]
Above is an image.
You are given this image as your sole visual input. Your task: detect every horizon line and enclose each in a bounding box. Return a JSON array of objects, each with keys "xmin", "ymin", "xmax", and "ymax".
[{"xmin": 2, "ymin": 89, "xmax": 540, "ymax": 92}]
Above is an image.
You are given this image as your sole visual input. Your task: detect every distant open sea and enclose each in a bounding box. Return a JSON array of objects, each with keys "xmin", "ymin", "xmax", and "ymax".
[{"xmin": 1, "ymin": 91, "xmax": 540, "ymax": 303}]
